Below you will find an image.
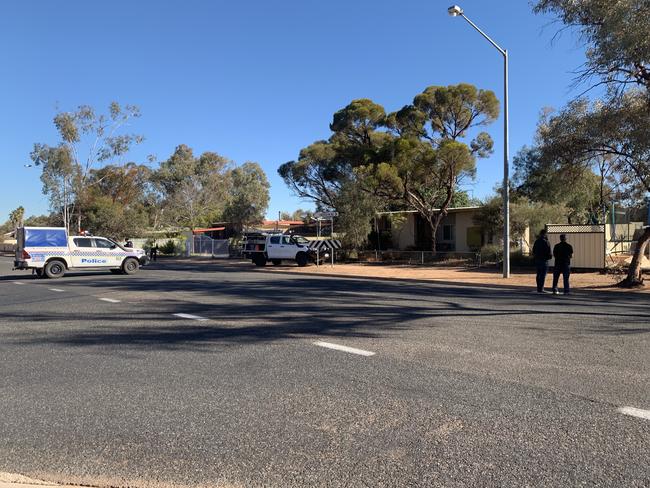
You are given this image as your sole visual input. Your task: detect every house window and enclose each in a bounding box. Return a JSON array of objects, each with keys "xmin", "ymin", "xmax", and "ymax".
[{"xmin": 442, "ymin": 225, "xmax": 454, "ymax": 241}]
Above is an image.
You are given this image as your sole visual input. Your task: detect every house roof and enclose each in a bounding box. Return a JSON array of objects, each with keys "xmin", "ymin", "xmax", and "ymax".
[
  {"xmin": 262, "ymin": 220, "xmax": 304, "ymax": 226},
  {"xmin": 376, "ymin": 206, "xmax": 482, "ymax": 215},
  {"xmin": 192, "ymin": 227, "xmax": 226, "ymax": 234}
]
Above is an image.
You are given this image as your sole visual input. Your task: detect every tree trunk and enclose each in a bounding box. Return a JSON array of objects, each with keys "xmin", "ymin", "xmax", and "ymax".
[
  {"xmin": 428, "ymin": 211, "xmax": 449, "ymax": 255},
  {"xmin": 618, "ymin": 226, "xmax": 650, "ymax": 288},
  {"xmin": 429, "ymin": 218, "xmax": 437, "ymax": 254}
]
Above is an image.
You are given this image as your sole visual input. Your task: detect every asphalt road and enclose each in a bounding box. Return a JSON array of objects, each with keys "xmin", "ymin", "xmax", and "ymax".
[{"xmin": 0, "ymin": 257, "xmax": 648, "ymax": 487}]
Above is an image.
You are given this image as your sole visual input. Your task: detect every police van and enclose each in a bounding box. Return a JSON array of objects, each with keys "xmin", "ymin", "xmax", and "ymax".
[{"xmin": 13, "ymin": 227, "xmax": 147, "ymax": 279}]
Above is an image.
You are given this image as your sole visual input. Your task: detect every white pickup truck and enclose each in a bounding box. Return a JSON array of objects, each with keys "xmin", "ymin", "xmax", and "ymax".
[
  {"xmin": 13, "ymin": 227, "xmax": 147, "ymax": 278},
  {"xmin": 243, "ymin": 233, "xmax": 319, "ymax": 267}
]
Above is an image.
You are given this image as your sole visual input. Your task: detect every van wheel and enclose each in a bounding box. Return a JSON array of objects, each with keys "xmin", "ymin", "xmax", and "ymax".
[
  {"xmin": 272, "ymin": 260, "xmax": 282, "ymax": 266},
  {"xmin": 122, "ymin": 257, "xmax": 139, "ymax": 275},
  {"xmin": 253, "ymin": 255, "xmax": 267, "ymax": 267},
  {"xmin": 44, "ymin": 260, "xmax": 66, "ymax": 279},
  {"xmin": 296, "ymin": 252, "xmax": 308, "ymax": 267}
]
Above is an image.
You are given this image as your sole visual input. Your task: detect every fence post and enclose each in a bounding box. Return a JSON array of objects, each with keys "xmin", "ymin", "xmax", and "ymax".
[{"xmin": 421, "ymin": 251, "xmax": 424, "ymax": 265}]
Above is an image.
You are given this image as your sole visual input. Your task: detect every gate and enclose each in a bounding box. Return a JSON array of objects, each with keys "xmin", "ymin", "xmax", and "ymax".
[
  {"xmin": 546, "ymin": 224, "xmax": 605, "ymax": 269},
  {"xmin": 191, "ymin": 235, "xmax": 230, "ymax": 258}
]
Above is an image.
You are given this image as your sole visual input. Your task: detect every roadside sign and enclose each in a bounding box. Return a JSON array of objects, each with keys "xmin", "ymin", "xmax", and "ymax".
[{"xmin": 314, "ymin": 211, "xmax": 339, "ymax": 219}]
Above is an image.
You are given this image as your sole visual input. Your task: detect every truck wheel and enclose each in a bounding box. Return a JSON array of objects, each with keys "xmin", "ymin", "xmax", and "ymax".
[
  {"xmin": 253, "ymin": 255, "xmax": 267, "ymax": 267},
  {"xmin": 272, "ymin": 260, "xmax": 282, "ymax": 266},
  {"xmin": 44, "ymin": 260, "xmax": 66, "ymax": 279},
  {"xmin": 296, "ymin": 252, "xmax": 308, "ymax": 267},
  {"xmin": 122, "ymin": 257, "xmax": 139, "ymax": 275}
]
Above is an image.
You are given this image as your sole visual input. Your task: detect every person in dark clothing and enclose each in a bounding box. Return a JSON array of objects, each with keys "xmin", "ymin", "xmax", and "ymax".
[
  {"xmin": 124, "ymin": 239, "xmax": 133, "ymax": 248},
  {"xmin": 149, "ymin": 243, "xmax": 158, "ymax": 261},
  {"xmin": 552, "ymin": 234, "xmax": 573, "ymax": 295},
  {"xmin": 532, "ymin": 229, "xmax": 553, "ymax": 293}
]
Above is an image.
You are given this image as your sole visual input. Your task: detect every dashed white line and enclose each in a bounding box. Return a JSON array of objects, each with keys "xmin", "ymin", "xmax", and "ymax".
[
  {"xmin": 99, "ymin": 297, "xmax": 121, "ymax": 303},
  {"xmin": 12, "ymin": 281, "xmax": 25, "ymax": 285},
  {"xmin": 49, "ymin": 288, "xmax": 64, "ymax": 292},
  {"xmin": 618, "ymin": 406, "xmax": 650, "ymax": 421},
  {"xmin": 313, "ymin": 341, "xmax": 375, "ymax": 357},
  {"xmin": 173, "ymin": 313, "xmax": 209, "ymax": 321}
]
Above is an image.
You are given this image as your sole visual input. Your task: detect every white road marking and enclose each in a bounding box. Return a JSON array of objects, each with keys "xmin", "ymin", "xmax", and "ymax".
[
  {"xmin": 173, "ymin": 313, "xmax": 209, "ymax": 321},
  {"xmin": 99, "ymin": 297, "xmax": 121, "ymax": 303},
  {"xmin": 48, "ymin": 288, "xmax": 64, "ymax": 292},
  {"xmin": 618, "ymin": 406, "xmax": 650, "ymax": 421},
  {"xmin": 313, "ymin": 341, "xmax": 375, "ymax": 357},
  {"xmin": 12, "ymin": 281, "xmax": 25, "ymax": 285}
]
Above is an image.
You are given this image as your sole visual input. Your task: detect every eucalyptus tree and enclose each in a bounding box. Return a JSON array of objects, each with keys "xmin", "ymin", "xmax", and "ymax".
[
  {"xmin": 533, "ymin": 0, "xmax": 650, "ymax": 286},
  {"xmin": 31, "ymin": 102, "xmax": 143, "ymax": 232}
]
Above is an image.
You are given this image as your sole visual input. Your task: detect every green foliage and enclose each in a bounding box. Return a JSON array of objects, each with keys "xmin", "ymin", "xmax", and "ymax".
[
  {"xmin": 381, "ymin": 85, "xmax": 497, "ymax": 251},
  {"xmin": 24, "ymin": 214, "xmax": 61, "ymax": 227},
  {"xmin": 8, "ymin": 206, "xmax": 25, "ymax": 229},
  {"xmin": 32, "ymin": 102, "xmax": 143, "ymax": 232},
  {"xmin": 154, "ymin": 145, "xmax": 233, "ymax": 230},
  {"xmin": 473, "ymin": 196, "xmax": 568, "ymax": 247},
  {"xmin": 479, "ymin": 244, "xmax": 502, "ymax": 263},
  {"xmin": 451, "ymin": 191, "xmax": 481, "ymax": 208},
  {"xmin": 533, "ymin": 0, "xmax": 650, "ymax": 91},
  {"xmin": 75, "ymin": 163, "xmax": 154, "ymax": 238},
  {"xmin": 279, "ymin": 84, "xmax": 499, "ymax": 252},
  {"xmin": 160, "ymin": 240, "xmax": 180, "ymax": 255},
  {"xmin": 279, "ymin": 209, "xmax": 313, "ymax": 222},
  {"xmin": 536, "ymin": 95, "xmax": 650, "ymax": 197},
  {"xmin": 279, "ymin": 140, "xmax": 354, "ymax": 210},
  {"xmin": 513, "ymin": 145, "xmax": 610, "ymax": 223},
  {"xmin": 533, "ymin": 0, "xmax": 650, "ymax": 284},
  {"xmin": 221, "ymin": 162, "xmax": 270, "ymax": 233},
  {"xmin": 334, "ymin": 182, "xmax": 381, "ymax": 249}
]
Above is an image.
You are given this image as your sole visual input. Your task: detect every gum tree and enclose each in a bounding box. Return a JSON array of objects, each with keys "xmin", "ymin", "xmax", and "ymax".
[{"xmin": 31, "ymin": 102, "xmax": 144, "ymax": 232}]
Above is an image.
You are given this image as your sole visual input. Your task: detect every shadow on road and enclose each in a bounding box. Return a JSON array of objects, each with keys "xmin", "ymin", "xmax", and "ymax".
[{"xmin": 2, "ymin": 259, "xmax": 649, "ymax": 351}]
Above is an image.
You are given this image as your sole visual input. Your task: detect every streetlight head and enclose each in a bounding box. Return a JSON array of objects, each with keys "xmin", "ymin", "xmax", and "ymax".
[{"xmin": 448, "ymin": 5, "xmax": 463, "ymax": 16}]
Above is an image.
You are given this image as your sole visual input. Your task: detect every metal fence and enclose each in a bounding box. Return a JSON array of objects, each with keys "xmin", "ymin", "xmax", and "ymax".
[
  {"xmin": 334, "ymin": 250, "xmax": 482, "ymax": 268},
  {"xmin": 191, "ymin": 235, "xmax": 229, "ymax": 257}
]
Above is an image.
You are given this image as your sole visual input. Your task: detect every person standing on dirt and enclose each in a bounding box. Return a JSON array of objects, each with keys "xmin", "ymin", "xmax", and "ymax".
[
  {"xmin": 532, "ymin": 229, "xmax": 552, "ymax": 293},
  {"xmin": 552, "ymin": 234, "xmax": 573, "ymax": 295}
]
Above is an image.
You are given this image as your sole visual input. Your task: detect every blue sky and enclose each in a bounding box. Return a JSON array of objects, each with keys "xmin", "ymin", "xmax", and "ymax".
[{"xmin": 0, "ymin": 0, "xmax": 586, "ymax": 221}]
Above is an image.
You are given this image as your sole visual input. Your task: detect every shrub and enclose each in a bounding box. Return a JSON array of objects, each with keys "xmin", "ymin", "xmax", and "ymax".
[
  {"xmin": 510, "ymin": 250, "xmax": 534, "ymax": 268},
  {"xmin": 480, "ymin": 244, "xmax": 501, "ymax": 264},
  {"xmin": 160, "ymin": 240, "xmax": 178, "ymax": 255}
]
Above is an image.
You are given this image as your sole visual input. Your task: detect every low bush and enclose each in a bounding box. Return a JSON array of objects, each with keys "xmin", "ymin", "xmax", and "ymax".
[{"xmin": 160, "ymin": 240, "xmax": 179, "ymax": 255}]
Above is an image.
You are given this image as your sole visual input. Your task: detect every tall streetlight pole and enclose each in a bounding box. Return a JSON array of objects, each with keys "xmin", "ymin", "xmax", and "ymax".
[{"xmin": 448, "ymin": 5, "xmax": 510, "ymax": 278}]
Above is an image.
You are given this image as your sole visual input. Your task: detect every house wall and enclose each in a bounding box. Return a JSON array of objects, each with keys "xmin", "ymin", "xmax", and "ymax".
[
  {"xmin": 389, "ymin": 209, "xmax": 482, "ymax": 252},
  {"xmin": 386, "ymin": 207, "xmax": 532, "ymax": 254},
  {"xmin": 391, "ymin": 214, "xmax": 416, "ymax": 250},
  {"xmin": 454, "ymin": 211, "xmax": 476, "ymax": 253}
]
